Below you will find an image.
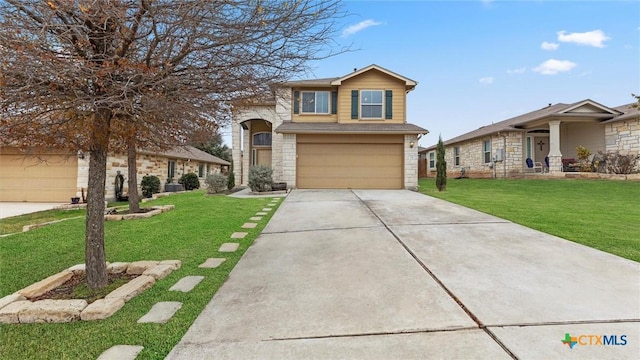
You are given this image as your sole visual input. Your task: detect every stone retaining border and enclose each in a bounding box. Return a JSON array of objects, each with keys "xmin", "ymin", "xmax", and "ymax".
[{"xmin": 0, "ymin": 260, "xmax": 181, "ymax": 324}]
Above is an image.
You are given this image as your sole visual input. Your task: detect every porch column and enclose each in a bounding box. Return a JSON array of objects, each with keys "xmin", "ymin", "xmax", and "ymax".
[
  {"xmin": 548, "ymin": 120, "xmax": 562, "ymax": 173},
  {"xmin": 232, "ymin": 120, "xmax": 242, "ymax": 185},
  {"xmin": 242, "ymin": 123, "xmax": 251, "ymax": 186}
]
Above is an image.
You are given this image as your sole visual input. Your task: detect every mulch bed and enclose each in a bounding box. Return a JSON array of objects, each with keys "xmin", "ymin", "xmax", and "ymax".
[{"xmin": 30, "ymin": 272, "xmax": 138, "ymax": 304}]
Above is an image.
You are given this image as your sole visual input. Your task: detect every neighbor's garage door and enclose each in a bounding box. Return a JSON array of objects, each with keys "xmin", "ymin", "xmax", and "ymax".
[
  {"xmin": 297, "ymin": 134, "xmax": 403, "ymax": 189},
  {"xmin": 0, "ymin": 148, "xmax": 78, "ymax": 202}
]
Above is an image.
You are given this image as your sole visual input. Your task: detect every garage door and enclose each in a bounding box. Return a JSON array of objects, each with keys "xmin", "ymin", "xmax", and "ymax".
[
  {"xmin": 297, "ymin": 134, "xmax": 403, "ymax": 189},
  {"xmin": 0, "ymin": 148, "xmax": 78, "ymax": 202}
]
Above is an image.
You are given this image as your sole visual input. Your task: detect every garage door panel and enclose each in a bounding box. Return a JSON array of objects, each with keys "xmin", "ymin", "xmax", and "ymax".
[
  {"xmin": 297, "ymin": 137, "xmax": 403, "ymax": 189},
  {"xmin": 0, "ymin": 153, "xmax": 77, "ymax": 202}
]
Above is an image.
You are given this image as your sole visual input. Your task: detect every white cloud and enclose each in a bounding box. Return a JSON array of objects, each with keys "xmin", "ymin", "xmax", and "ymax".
[
  {"xmin": 541, "ymin": 41, "xmax": 559, "ymax": 50},
  {"xmin": 507, "ymin": 67, "xmax": 526, "ymax": 74},
  {"xmin": 557, "ymin": 30, "xmax": 610, "ymax": 48},
  {"xmin": 533, "ymin": 59, "xmax": 577, "ymax": 75},
  {"xmin": 479, "ymin": 77, "xmax": 494, "ymax": 84},
  {"xmin": 341, "ymin": 19, "xmax": 382, "ymax": 37}
]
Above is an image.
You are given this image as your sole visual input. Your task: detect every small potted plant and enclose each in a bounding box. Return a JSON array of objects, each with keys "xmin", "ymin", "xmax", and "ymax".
[{"xmin": 71, "ymin": 196, "xmax": 80, "ymax": 204}]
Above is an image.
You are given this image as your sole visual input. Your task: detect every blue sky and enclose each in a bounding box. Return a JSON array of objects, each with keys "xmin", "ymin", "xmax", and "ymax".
[{"xmin": 223, "ymin": 0, "xmax": 639, "ymax": 148}]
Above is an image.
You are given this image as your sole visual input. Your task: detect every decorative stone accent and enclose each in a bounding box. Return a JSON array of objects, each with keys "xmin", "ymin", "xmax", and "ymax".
[
  {"xmin": 126, "ymin": 260, "xmax": 159, "ymax": 275},
  {"xmin": 169, "ymin": 276, "xmax": 205, "ymax": 293},
  {"xmin": 105, "ymin": 275, "xmax": 155, "ymax": 302},
  {"xmin": 23, "ymin": 217, "xmax": 83, "ymax": 232},
  {"xmin": 67, "ymin": 263, "xmax": 87, "ymax": 274},
  {"xmin": 159, "ymin": 259, "xmax": 182, "ymax": 270},
  {"xmin": 0, "ymin": 301, "xmax": 32, "ymax": 323},
  {"xmin": 80, "ymin": 298, "xmax": 125, "ymax": 321},
  {"xmin": 159, "ymin": 205, "xmax": 175, "ymax": 212},
  {"xmin": 104, "ymin": 205, "xmax": 174, "ymax": 221},
  {"xmin": 262, "ymin": 207, "xmax": 272, "ymax": 211},
  {"xmin": 19, "ymin": 299, "xmax": 87, "ymax": 323},
  {"xmin": 2, "ymin": 260, "xmax": 178, "ymax": 324},
  {"xmin": 0, "ymin": 293, "xmax": 26, "ymax": 311},
  {"xmin": 249, "ymin": 216, "xmax": 263, "ymax": 221},
  {"xmin": 97, "ymin": 345, "xmax": 144, "ymax": 360},
  {"xmin": 241, "ymin": 222, "xmax": 257, "ymax": 229},
  {"xmin": 142, "ymin": 264, "xmax": 174, "ymax": 280},
  {"xmin": 122, "ymin": 209, "xmax": 161, "ymax": 220},
  {"xmin": 107, "ymin": 262, "xmax": 129, "ymax": 274},
  {"xmin": 230, "ymin": 232, "xmax": 248, "ymax": 239},
  {"xmin": 198, "ymin": 258, "xmax": 226, "ymax": 269},
  {"xmin": 218, "ymin": 243, "xmax": 240, "ymax": 252},
  {"xmin": 256, "ymin": 212, "xmax": 268, "ymax": 216},
  {"xmin": 105, "ymin": 214, "xmax": 123, "ymax": 221},
  {"xmin": 137, "ymin": 301, "xmax": 182, "ymax": 323},
  {"xmin": 18, "ymin": 270, "xmax": 74, "ymax": 298}
]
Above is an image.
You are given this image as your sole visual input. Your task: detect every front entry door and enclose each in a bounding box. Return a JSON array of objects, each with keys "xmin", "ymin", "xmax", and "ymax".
[{"xmin": 534, "ymin": 136, "xmax": 550, "ymax": 164}]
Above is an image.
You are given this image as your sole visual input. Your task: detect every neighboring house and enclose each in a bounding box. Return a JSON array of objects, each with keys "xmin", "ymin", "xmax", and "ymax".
[
  {"xmin": 231, "ymin": 64, "xmax": 429, "ymax": 190},
  {"xmin": 420, "ymin": 99, "xmax": 640, "ymax": 178},
  {"xmin": 0, "ymin": 145, "xmax": 229, "ymax": 202}
]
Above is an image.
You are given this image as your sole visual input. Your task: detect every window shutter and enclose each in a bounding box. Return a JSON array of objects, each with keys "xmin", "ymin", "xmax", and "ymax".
[
  {"xmin": 351, "ymin": 90, "xmax": 358, "ymax": 119},
  {"xmin": 293, "ymin": 91, "xmax": 299, "ymax": 114},
  {"xmin": 385, "ymin": 90, "xmax": 393, "ymax": 119},
  {"xmin": 331, "ymin": 91, "xmax": 338, "ymax": 114}
]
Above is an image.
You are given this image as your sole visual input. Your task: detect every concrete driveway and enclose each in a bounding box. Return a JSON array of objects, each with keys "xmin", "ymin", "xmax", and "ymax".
[
  {"xmin": 0, "ymin": 202, "xmax": 65, "ymax": 219},
  {"xmin": 167, "ymin": 190, "xmax": 639, "ymax": 359}
]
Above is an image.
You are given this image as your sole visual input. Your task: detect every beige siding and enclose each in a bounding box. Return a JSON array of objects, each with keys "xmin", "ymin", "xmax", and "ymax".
[
  {"xmin": 0, "ymin": 147, "xmax": 78, "ymax": 202},
  {"xmin": 337, "ymin": 70, "xmax": 406, "ymax": 124},
  {"xmin": 560, "ymin": 122, "xmax": 605, "ymax": 159},
  {"xmin": 291, "ymin": 87, "xmax": 338, "ymax": 123}
]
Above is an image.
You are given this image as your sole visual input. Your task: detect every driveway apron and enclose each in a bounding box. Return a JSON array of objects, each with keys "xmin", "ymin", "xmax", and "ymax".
[{"xmin": 167, "ymin": 189, "xmax": 639, "ymax": 359}]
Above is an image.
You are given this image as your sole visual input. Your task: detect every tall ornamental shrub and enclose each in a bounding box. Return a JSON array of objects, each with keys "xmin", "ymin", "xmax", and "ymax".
[{"xmin": 436, "ymin": 136, "xmax": 447, "ymax": 192}]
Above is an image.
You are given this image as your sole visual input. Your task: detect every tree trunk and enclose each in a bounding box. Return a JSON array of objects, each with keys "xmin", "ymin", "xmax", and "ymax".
[
  {"xmin": 85, "ymin": 110, "xmax": 110, "ymax": 289},
  {"xmin": 127, "ymin": 137, "xmax": 140, "ymax": 213}
]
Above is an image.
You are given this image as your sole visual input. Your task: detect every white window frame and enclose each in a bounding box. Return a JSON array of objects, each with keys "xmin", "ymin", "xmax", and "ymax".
[
  {"xmin": 198, "ymin": 163, "xmax": 205, "ymax": 178},
  {"xmin": 167, "ymin": 159, "xmax": 176, "ymax": 179},
  {"xmin": 428, "ymin": 151, "xmax": 435, "ymax": 169},
  {"xmin": 301, "ymin": 91, "xmax": 330, "ymax": 114},
  {"xmin": 526, "ymin": 136, "xmax": 532, "ymax": 159},
  {"xmin": 483, "ymin": 140, "xmax": 492, "ymax": 164},
  {"xmin": 360, "ymin": 90, "xmax": 384, "ymax": 119},
  {"xmin": 454, "ymin": 146, "xmax": 460, "ymax": 166}
]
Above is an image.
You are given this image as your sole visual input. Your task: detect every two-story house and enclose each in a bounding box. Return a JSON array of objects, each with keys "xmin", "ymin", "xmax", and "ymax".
[{"xmin": 231, "ymin": 65, "xmax": 429, "ymax": 190}]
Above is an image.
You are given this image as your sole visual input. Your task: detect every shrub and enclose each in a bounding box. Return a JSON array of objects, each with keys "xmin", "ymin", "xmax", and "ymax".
[
  {"xmin": 227, "ymin": 171, "xmax": 235, "ymax": 190},
  {"xmin": 598, "ymin": 151, "xmax": 640, "ymax": 174},
  {"xmin": 178, "ymin": 172, "xmax": 200, "ymax": 190},
  {"xmin": 248, "ymin": 165, "xmax": 273, "ymax": 192},
  {"xmin": 576, "ymin": 145, "xmax": 592, "ymax": 172},
  {"xmin": 140, "ymin": 175, "xmax": 160, "ymax": 198},
  {"xmin": 436, "ymin": 136, "xmax": 447, "ymax": 192},
  {"xmin": 205, "ymin": 173, "xmax": 228, "ymax": 194}
]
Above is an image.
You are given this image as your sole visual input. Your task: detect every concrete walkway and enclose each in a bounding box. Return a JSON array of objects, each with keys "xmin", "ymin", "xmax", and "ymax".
[{"xmin": 167, "ymin": 190, "xmax": 639, "ymax": 359}]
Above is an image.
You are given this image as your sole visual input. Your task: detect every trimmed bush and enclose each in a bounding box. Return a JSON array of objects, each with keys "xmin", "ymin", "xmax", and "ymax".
[
  {"xmin": 248, "ymin": 165, "xmax": 273, "ymax": 192},
  {"xmin": 205, "ymin": 173, "xmax": 228, "ymax": 194},
  {"xmin": 140, "ymin": 175, "xmax": 160, "ymax": 198},
  {"xmin": 227, "ymin": 171, "xmax": 235, "ymax": 190},
  {"xmin": 598, "ymin": 151, "xmax": 640, "ymax": 174},
  {"xmin": 178, "ymin": 172, "xmax": 200, "ymax": 190}
]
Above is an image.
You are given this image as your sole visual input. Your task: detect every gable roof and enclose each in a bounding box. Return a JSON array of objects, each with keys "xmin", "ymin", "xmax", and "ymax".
[
  {"xmin": 141, "ymin": 146, "xmax": 230, "ymax": 166},
  {"xmin": 422, "ymin": 99, "xmax": 624, "ymax": 151},
  {"xmin": 281, "ymin": 65, "xmax": 417, "ymax": 91},
  {"xmin": 602, "ymin": 102, "xmax": 640, "ymax": 123}
]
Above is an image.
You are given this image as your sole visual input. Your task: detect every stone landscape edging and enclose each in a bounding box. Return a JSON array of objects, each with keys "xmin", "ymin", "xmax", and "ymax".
[{"xmin": 0, "ymin": 260, "xmax": 181, "ymax": 324}]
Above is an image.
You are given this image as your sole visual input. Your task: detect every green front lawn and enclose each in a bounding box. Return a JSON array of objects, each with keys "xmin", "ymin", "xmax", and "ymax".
[
  {"xmin": 0, "ymin": 208, "xmax": 86, "ymax": 235},
  {"xmin": 419, "ymin": 178, "xmax": 640, "ymax": 263},
  {"xmin": 0, "ymin": 191, "xmax": 278, "ymax": 360}
]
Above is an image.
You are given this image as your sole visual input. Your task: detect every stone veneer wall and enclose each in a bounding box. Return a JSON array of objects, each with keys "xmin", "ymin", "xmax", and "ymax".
[
  {"xmin": 404, "ymin": 134, "xmax": 419, "ymax": 190},
  {"xmin": 77, "ymin": 153, "xmax": 222, "ymax": 201},
  {"xmin": 605, "ymin": 118, "xmax": 640, "ymax": 154},
  {"xmin": 281, "ymin": 133, "xmax": 297, "ymax": 187},
  {"xmin": 425, "ymin": 131, "xmax": 524, "ymax": 179}
]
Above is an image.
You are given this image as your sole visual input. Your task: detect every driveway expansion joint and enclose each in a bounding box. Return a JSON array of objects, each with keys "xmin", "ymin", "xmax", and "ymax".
[
  {"xmin": 486, "ymin": 318, "xmax": 640, "ymax": 328},
  {"xmin": 261, "ymin": 225, "xmax": 384, "ymax": 235},
  {"xmin": 264, "ymin": 326, "xmax": 481, "ymax": 342}
]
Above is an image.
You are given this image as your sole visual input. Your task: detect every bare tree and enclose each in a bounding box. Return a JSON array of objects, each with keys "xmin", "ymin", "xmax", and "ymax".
[{"xmin": 1, "ymin": 0, "xmax": 346, "ymax": 288}]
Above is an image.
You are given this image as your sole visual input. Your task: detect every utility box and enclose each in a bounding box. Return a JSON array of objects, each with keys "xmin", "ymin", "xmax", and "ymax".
[{"xmin": 495, "ymin": 149, "xmax": 504, "ymax": 162}]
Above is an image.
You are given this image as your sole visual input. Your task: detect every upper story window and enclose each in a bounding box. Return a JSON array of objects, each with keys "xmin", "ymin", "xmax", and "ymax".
[
  {"xmin": 360, "ymin": 90, "xmax": 383, "ymax": 119},
  {"xmin": 253, "ymin": 132, "xmax": 272, "ymax": 146},
  {"xmin": 301, "ymin": 91, "xmax": 329, "ymax": 114},
  {"xmin": 483, "ymin": 140, "xmax": 491, "ymax": 163}
]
